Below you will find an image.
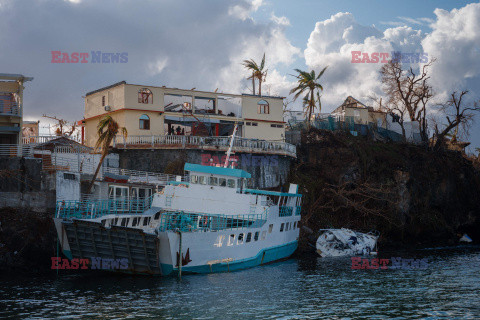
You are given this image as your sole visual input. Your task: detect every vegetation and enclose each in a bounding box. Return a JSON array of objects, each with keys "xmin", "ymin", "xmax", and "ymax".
[
  {"xmin": 290, "ymin": 67, "xmax": 328, "ymax": 128},
  {"xmin": 87, "ymin": 116, "xmax": 127, "ymax": 194},
  {"xmin": 242, "ymin": 53, "xmax": 267, "ymax": 96}
]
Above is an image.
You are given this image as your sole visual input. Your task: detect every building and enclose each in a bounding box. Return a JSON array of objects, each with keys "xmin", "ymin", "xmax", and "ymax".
[
  {"xmin": 80, "ymin": 81, "xmax": 286, "ymax": 147},
  {"xmin": 0, "ymin": 73, "xmax": 33, "ymax": 145},
  {"xmin": 331, "ymin": 96, "xmax": 388, "ymax": 127},
  {"xmin": 22, "ymin": 120, "xmax": 40, "ymax": 143}
]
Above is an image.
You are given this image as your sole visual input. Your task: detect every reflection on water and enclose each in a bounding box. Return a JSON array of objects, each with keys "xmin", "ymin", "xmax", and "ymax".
[{"xmin": 1, "ymin": 247, "xmax": 479, "ymax": 319}]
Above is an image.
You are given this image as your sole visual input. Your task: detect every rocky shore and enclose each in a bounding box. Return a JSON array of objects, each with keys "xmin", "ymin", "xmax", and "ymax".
[{"xmin": 292, "ymin": 129, "xmax": 480, "ymax": 252}]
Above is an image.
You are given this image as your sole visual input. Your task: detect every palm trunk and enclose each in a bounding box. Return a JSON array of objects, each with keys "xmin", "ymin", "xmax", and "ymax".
[
  {"xmin": 258, "ymin": 77, "xmax": 262, "ymax": 96},
  {"xmin": 87, "ymin": 149, "xmax": 108, "ymax": 194},
  {"xmin": 252, "ymin": 73, "xmax": 256, "ymax": 95}
]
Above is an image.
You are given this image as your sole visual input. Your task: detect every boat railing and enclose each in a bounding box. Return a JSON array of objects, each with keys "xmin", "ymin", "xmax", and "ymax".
[
  {"xmin": 279, "ymin": 206, "xmax": 294, "ymax": 217},
  {"xmin": 55, "ymin": 196, "xmax": 154, "ymax": 219},
  {"xmin": 295, "ymin": 206, "xmax": 301, "ymax": 216},
  {"xmin": 158, "ymin": 211, "xmax": 267, "ymax": 232}
]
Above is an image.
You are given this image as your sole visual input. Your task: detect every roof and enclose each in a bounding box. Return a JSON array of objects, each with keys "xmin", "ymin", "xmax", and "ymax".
[
  {"xmin": 184, "ymin": 163, "xmax": 251, "ymax": 178},
  {"xmin": 33, "ymin": 136, "xmax": 92, "ymax": 152},
  {"xmin": 86, "ymin": 81, "xmax": 126, "ymax": 96},
  {"xmin": 0, "ymin": 73, "xmax": 33, "ymax": 82}
]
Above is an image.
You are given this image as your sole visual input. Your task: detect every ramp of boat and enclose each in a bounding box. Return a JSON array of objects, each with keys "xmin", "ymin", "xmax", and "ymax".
[{"xmin": 62, "ymin": 219, "xmax": 162, "ymax": 275}]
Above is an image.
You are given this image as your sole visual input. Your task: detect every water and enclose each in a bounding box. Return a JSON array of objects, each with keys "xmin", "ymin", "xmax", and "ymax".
[{"xmin": 1, "ymin": 247, "xmax": 480, "ymax": 319}]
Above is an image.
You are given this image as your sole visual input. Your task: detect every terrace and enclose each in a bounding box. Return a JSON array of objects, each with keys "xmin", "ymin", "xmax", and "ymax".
[{"xmin": 111, "ymin": 135, "xmax": 297, "ymax": 157}]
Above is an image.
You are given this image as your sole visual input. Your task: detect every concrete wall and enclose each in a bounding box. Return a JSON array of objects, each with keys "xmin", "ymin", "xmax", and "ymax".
[
  {"xmin": 56, "ymin": 171, "xmax": 81, "ymax": 201},
  {"xmin": 0, "ymin": 157, "xmax": 56, "ymax": 212},
  {"xmin": 117, "ymin": 149, "xmax": 292, "ymax": 189}
]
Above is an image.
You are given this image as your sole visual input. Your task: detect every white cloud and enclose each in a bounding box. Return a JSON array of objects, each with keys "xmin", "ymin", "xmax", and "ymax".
[
  {"xmin": 0, "ymin": 0, "xmax": 298, "ymax": 122},
  {"xmin": 271, "ymin": 13, "xmax": 290, "ymax": 26}
]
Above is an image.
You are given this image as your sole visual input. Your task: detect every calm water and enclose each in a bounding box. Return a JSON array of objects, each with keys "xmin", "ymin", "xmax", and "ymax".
[{"xmin": 1, "ymin": 247, "xmax": 479, "ymax": 319}]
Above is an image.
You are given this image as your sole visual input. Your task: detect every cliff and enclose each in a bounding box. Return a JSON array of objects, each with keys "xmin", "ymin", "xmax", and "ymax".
[{"xmin": 291, "ymin": 129, "xmax": 480, "ymax": 251}]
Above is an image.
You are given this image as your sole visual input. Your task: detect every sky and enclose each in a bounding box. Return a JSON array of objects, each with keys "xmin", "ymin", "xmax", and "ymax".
[{"xmin": 1, "ymin": 0, "xmax": 479, "ymax": 151}]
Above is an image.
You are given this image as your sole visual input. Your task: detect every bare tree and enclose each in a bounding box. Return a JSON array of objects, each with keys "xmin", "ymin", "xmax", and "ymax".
[
  {"xmin": 380, "ymin": 57, "xmax": 435, "ymax": 142},
  {"xmin": 433, "ymin": 91, "xmax": 480, "ymax": 150}
]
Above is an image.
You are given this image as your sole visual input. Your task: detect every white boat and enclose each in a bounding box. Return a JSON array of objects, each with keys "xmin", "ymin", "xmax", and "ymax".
[
  {"xmin": 53, "ymin": 163, "xmax": 302, "ymax": 275},
  {"xmin": 315, "ymin": 228, "xmax": 379, "ymax": 257}
]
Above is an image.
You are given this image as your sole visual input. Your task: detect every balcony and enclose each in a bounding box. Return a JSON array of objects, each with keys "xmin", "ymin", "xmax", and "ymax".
[
  {"xmin": 0, "ymin": 101, "xmax": 19, "ymax": 116},
  {"xmin": 112, "ymin": 135, "xmax": 297, "ymax": 158}
]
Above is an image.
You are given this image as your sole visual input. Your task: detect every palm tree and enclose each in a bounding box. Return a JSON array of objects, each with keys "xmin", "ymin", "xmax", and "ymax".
[
  {"xmin": 290, "ymin": 67, "xmax": 328, "ymax": 128},
  {"xmin": 242, "ymin": 53, "xmax": 267, "ymax": 95},
  {"xmin": 87, "ymin": 116, "xmax": 127, "ymax": 194}
]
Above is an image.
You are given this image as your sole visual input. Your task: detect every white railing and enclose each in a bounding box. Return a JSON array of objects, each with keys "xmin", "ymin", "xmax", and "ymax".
[
  {"xmin": 22, "ymin": 135, "xmax": 82, "ymax": 145},
  {"xmin": 38, "ymin": 153, "xmax": 183, "ymax": 185},
  {"xmin": 0, "ymin": 144, "xmax": 33, "ymax": 157},
  {"xmin": 113, "ymin": 135, "xmax": 297, "ymax": 157}
]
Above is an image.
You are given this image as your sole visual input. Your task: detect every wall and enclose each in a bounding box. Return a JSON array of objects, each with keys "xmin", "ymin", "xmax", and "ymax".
[
  {"xmin": 56, "ymin": 171, "xmax": 81, "ymax": 201},
  {"xmin": 0, "ymin": 157, "xmax": 56, "ymax": 212},
  {"xmin": 117, "ymin": 149, "xmax": 292, "ymax": 189}
]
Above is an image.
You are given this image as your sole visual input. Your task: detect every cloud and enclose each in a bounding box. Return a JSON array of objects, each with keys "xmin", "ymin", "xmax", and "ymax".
[
  {"xmin": 0, "ymin": 0, "xmax": 299, "ymax": 123},
  {"xmin": 304, "ymin": 4, "xmax": 480, "ymax": 149},
  {"xmin": 271, "ymin": 13, "xmax": 290, "ymax": 26}
]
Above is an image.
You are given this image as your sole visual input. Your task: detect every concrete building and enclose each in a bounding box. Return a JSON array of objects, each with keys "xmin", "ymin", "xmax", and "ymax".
[
  {"xmin": 331, "ymin": 96, "xmax": 389, "ymax": 128},
  {"xmin": 0, "ymin": 73, "xmax": 33, "ymax": 145},
  {"xmin": 80, "ymin": 81, "xmax": 287, "ymax": 148}
]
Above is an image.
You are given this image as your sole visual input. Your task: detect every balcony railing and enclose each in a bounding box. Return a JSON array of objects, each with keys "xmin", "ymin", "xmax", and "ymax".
[
  {"xmin": 113, "ymin": 135, "xmax": 297, "ymax": 157},
  {"xmin": 0, "ymin": 144, "xmax": 33, "ymax": 157},
  {"xmin": 0, "ymin": 101, "xmax": 19, "ymax": 116},
  {"xmin": 22, "ymin": 135, "xmax": 82, "ymax": 145}
]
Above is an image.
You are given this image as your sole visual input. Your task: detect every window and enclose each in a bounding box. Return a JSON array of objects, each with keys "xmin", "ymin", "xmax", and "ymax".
[
  {"xmin": 121, "ymin": 218, "xmax": 127, "ymax": 227},
  {"xmin": 139, "ymin": 114, "xmax": 150, "ymax": 130},
  {"xmin": 143, "ymin": 217, "xmax": 150, "ymax": 226},
  {"xmin": 63, "ymin": 173, "xmax": 76, "ymax": 180},
  {"xmin": 252, "ymin": 122, "xmax": 258, "ymax": 126},
  {"xmin": 254, "ymin": 231, "xmax": 259, "ymax": 241},
  {"xmin": 268, "ymin": 224, "xmax": 273, "ymax": 233},
  {"xmin": 227, "ymin": 234, "xmax": 235, "ymax": 246},
  {"xmin": 138, "ymin": 88, "xmax": 153, "ymax": 104},
  {"xmin": 270, "ymin": 124, "xmax": 283, "ymax": 128},
  {"xmin": 114, "ymin": 218, "xmax": 119, "ymax": 225},
  {"xmin": 154, "ymin": 212, "xmax": 161, "ymax": 220},
  {"xmin": 246, "ymin": 232, "xmax": 252, "ymax": 243},
  {"xmin": 280, "ymin": 223, "xmax": 284, "ymax": 232},
  {"xmin": 198, "ymin": 176, "xmax": 207, "ymax": 185},
  {"xmin": 294, "ymin": 221, "xmax": 297, "ymax": 229},
  {"xmin": 257, "ymin": 100, "xmax": 269, "ymax": 114},
  {"xmin": 102, "ymin": 96, "xmax": 105, "ymax": 106},
  {"xmin": 209, "ymin": 177, "xmax": 218, "ymax": 186},
  {"xmin": 227, "ymin": 179, "xmax": 236, "ymax": 188},
  {"xmin": 132, "ymin": 217, "xmax": 140, "ymax": 227},
  {"xmin": 246, "ymin": 122, "xmax": 251, "ymax": 126},
  {"xmin": 261, "ymin": 231, "xmax": 267, "ymax": 240},
  {"xmin": 219, "ymin": 178, "xmax": 226, "ymax": 187},
  {"xmin": 237, "ymin": 233, "xmax": 244, "ymax": 244},
  {"xmin": 191, "ymin": 175, "xmax": 198, "ymax": 184}
]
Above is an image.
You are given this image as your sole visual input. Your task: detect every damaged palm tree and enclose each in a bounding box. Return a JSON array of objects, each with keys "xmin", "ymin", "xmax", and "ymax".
[
  {"xmin": 87, "ymin": 116, "xmax": 127, "ymax": 194},
  {"xmin": 242, "ymin": 53, "xmax": 267, "ymax": 96},
  {"xmin": 290, "ymin": 67, "xmax": 327, "ymax": 129}
]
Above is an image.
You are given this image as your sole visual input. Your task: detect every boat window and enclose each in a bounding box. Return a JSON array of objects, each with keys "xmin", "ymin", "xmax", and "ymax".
[
  {"xmin": 227, "ymin": 234, "xmax": 235, "ymax": 246},
  {"xmin": 121, "ymin": 218, "xmax": 127, "ymax": 227},
  {"xmin": 191, "ymin": 175, "xmax": 198, "ymax": 184},
  {"xmin": 114, "ymin": 218, "xmax": 119, "ymax": 225},
  {"xmin": 143, "ymin": 217, "xmax": 150, "ymax": 226},
  {"xmin": 237, "ymin": 233, "xmax": 244, "ymax": 244},
  {"xmin": 286, "ymin": 222, "xmax": 290, "ymax": 231},
  {"xmin": 261, "ymin": 231, "xmax": 267, "ymax": 240},
  {"xmin": 268, "ymin": 224, "xmax": 273, "ymax": 233},
  {"xmin": 293, "ymin": 221, "xmax": 297, "ymax": 229},
  {"xmin": 101, "ymin": 220, "xmax": 106, "ymax": 226},
  {"xmin": 199, "ymin": 176, "xmax": 207, "ymax": 185},
  {"xmin": 254, "ymin": 232, "xmax": 259, "ymax": 241},
  {"xmin": 154, "ymin": 212, "xmax": 161, "ymax": 220},
  {"xmin": 209, "ymin": 177, "xmax": 218, "ymax": 186},
  {"xmin": 227, "ymin": 179, "xmax": 235, "ymax": 188},
  {"xmin": 132, "ymin": 218, "xmax": 137, "ymax": 227},
  {"xmin": 246, "ymin": 232, "xmax": 252, "ymax": 243},
  {"xmin": 280, "ymin": 223, "xmax": 284, "ymax": 232},
  {"xmin": 219, "ymin": 178, "xmax": 226, "ymax": 187}
]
